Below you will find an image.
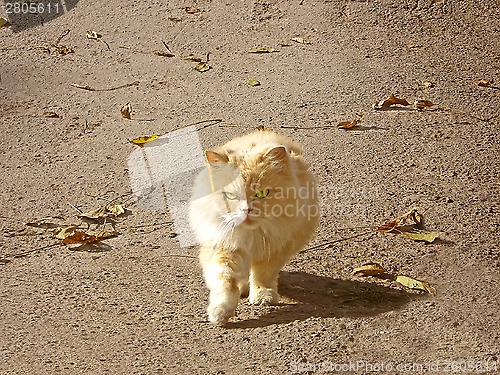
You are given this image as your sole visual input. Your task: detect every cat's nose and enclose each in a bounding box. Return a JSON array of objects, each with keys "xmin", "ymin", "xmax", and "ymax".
[{"xmin": 242, "ymin": 208, "xmax": 252, "ymax": 215}]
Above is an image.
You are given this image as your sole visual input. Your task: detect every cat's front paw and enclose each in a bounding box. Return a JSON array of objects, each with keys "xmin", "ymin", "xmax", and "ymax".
[
  {"xmin": 207, "ymin": 302, "xmax": 236, "ymax": 325},
  {"xmin": 249, "ymin": 288, "xmax": 279, "ymax": 305}
]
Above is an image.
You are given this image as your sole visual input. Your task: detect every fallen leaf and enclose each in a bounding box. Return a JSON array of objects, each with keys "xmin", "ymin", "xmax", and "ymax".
[
  {"xmin": 121, "ymin": 103, "xmax": 132, "ymax": 119},
  {"xmin": 185, "ymin": 5, "xmax": 199, "ymax": 14},
  {"xmin": 377, "ymin": 208, "xmax": 439, "ymax": 243},
  {"xmin": 422, "ymin": 81, "xmax": 435, "ymax": 88},
  {"xmin": 352, "ymin": 262, "xmax": 390, "ymax": 277},
  {"xmin": 401, "ymin": 230, "xmax": 440, "ymax": 243},
  {"xmin": 183, "ymin": 54, "xmax": 202, "ymax": 62},
  {"xmin": 43, "ymin": 111, "xmax": 60, "ymax": 118},
  {"xmin": 86, "ymin": 30, "xmax": 102, "ymax": 39},
  {"xmin": 394, "ymin": 275, "xmax": 436, "ymax": 294},
  {"xmin": 168, "ymin": 17, "xmax": 182, "ymax": 23},
  {"xmin": 248, "ymin": 47, "xmax": 276, "ymax": 53},
  {"xmin": 194, "ymin": 62, "xmax": 211, "ymax": 72},
  {"xmin": 337, "ymin": 114, "xmax": 364, "ymax": 129},
  {"xmin": 373, "ymin": 93, "xmax": 410, "ymax": 110},
  {"xmin": 86, "ymin": 229, "xmax": 120, "ymax": 240},
  {"xmin": 153, "ymin": 50, "xmax": 175, "ymax": 57},
  {"xmin": 0, "ymin": 17, "xmax": 11, "ymax": 28},
  {"xmin": 476, "ymin": 79, "xmax": 494, "ymax": 87},
  {"xmin": 413, "ymin": 99, "xmax": 435, "ymax": 110},
  {"xmin": 291, "ymin": 37, "xmax": 311, "ymax": 45},
  {"xmin": 246, "ymin": 78, "xmax": 261, "ymax": 87},
  {"xmin": 107, "ymin": 204, "xmax": 125, "ymax": 216},
  {"xmin": 53, "ymin": 226, "xmax": 78, "ymax": 240},
  {"xmin": 129, "ymin": 134, "xmax": 160, "ymax": 145},
  {"xmin": 62, "ymin": 230, "xmax": 100, "ymax": 245}
]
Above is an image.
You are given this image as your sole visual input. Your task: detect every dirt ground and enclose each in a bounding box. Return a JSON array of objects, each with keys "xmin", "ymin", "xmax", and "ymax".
[{"xmin": 1, "ymin": 0, "xmax": 499, "ymax": 374}]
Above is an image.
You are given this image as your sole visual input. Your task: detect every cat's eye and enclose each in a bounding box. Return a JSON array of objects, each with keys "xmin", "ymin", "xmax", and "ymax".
[
  {"xmin": 255, "ymin": 189, "xmax": 270, "ymax": 199},
  {"xmin": 223, "ymin": 192, "xmax": 238, "ymax": 200}
]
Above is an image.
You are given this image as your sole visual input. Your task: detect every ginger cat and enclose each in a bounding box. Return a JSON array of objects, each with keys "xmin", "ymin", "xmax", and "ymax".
[{"xmin": 189, "ymin": 128, "xmax": 319, "ymax": 325}]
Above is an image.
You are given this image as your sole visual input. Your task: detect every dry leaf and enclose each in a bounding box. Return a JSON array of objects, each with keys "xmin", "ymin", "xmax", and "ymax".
[
  {"xmin": 121, "ymin": 103, "xmax": 132, "ymax": 119},
  {"xmin": 86, "ymin": 229, "xmax": 120, "ymax": 240},
  {"xmin": 153, "ymin": 50, "xmax": 175, "ymax": 57},
  {"xmin": 413, "ymin": 99, "xmax": 435, "ymax": 110},
  {"xmin": 194, "ymin": 62, "xmax": 211, "ymax": 72},
  {"xmin": 476, "ymin": 79, "xmax": 494, "ymax": 87},
  {"xmin": 183, "ymin": 54, "xmax": 202, "ymax": 62},
  {"xmin": 248, "ymin": 47, "xmax": 276, "ymax": 53},
  {"xmin": 401, "ymin": 230, "xmax": 440, "ymax": 243},
  {"xmin": 394, "ymin": 275, "xmax": 436, "ymax": 294},
  {"xmin": 168, "ymin": 17, "xmax": 182, "ymax": 23},
  {"xmin": 43, "ymin": 111, "xmax": 60, "ymax": 118},
  {"xmin": 352, "ymin": 262, "xmax": 390, "ymax": 277},
  {"xmin": 373, "ymin": 93, "xmax": 410, "ymax": 110},
  {"xmin": 86, "ymin": 30, "xmax": 102, "ymax": 39},
  {"xmin": 107, "ymin": 204, "xmax": 125, "ymax": 216},
  {"xmin": 422, "ymin": 81, "xmax": 435, "ymax": 88},
  {"xmin": 129, "ymin": 134, "xmax": 159, "ymax": 145},
  {"xmin": 0, "ymin": 17, "xmax": 11, "ymax": 28},
  {"xmin": 185, "ymin": 5, "xmax": 200, "ymax": 14},
  {"xmin": 246, "ymin": 78, "xmax": 261, "ymax": 87},
  {"xmin": 53, "ymin": 226, "xmax": 78, "ymax": 240},
  {"xmin": 291, "ymin": 37, "xmax": 311, "ymax": 45},
  {"xmin": 338, "ymin": 114, "xmax": 364, "ymax": 129},
  {"xmin": 62, "ymin": 230, "xmax": 100, "ymax": 245}
]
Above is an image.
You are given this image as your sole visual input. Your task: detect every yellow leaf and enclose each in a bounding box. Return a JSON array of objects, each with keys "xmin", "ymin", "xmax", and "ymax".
[
  {"xmin": 86, "ymin": 229, "xmax": 120, "ymax": 240},
  {"xmin": 401, "ymin": 230, "xmax": 439, "ymax": 243},
  {"xmin": 183, "ymin": 54, "xmax": 202, "ymax": 62},
  {"xmin": 62, "ymin": 230, "xmax": 100, "ymax": 245},
  {"xmin": 153, "ymin": 50, "xmax": 175, "ymax": 57},
  {"xmin": 0, "ymin": 17, "xmax": 11, "ymax": 28},
  {"xmin": 246, "ymin": 78, "xmax": 261, "ymax": 87},
  {"xmin": 121, "ymin": 103, "xmax": 132, "ymax": 119},
  {"xmin": 291, "ymin": 37, "xmax": 311, "ymax": 45},
  {"xmin": 129, "ymin": 134, "xmax": 159, "ymax": 145},
  {"xmin": 168, "ymin": 17, "xmax": 182, "ymax": 23},
  {"xmin": 53, "ymin": 226, "xmax": 77, "ymax": 240},
  {"xmin": 248, "ymin": 47, "xmax": 276, "ymax": 53},
  {"xmin": 194, "ymin": 62, "xmax": 211, "ymax": 72},
  {"xmin": 395, "ymin": 275, "xmax": 436, "ymax": 294},
  {"xmin": 337, "ymin": 114, "xmax": 364, "ymax": 129},
  {"xmin": 373, "ymin": 93, "xmax": 410, "ymax": 110},
  {"xmin": 107, "ymin": 204, "xmax": 125, "ymax": 216}
]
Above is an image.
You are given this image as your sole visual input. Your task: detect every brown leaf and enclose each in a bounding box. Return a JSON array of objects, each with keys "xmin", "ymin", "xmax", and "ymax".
[
  {"xmin": 0, "ymin": 17, "xmax": 12, "ymax": 28},
  {"xmin": 337, "ymin": 114, "xmax": 364, "ymax": 129},
  {"xmin": 377, "ymin": 208, "xmax": 439, "ymax": 243},
  {"xmin": 194, "ymin": 62, "xmax": 211, "ymax": 72},
  {"xmin": 43, "ymin": 111, "xmax": 60, "ymax": 118},
  {"xmin": 476, "ymin": 79, "xmax": 494, "ymax": 87},
  {"xmin": 413, "ymin": 99, "xmax": 435, "ymax": 110},
  {"xmin": 185, "ymin": 5, "xmax": 200, "ymax": 14},
  {"xmin": 121, "ymin": 103, "xmax": 132, "ymax": 119},
  {"xmin": 352, "ymin": 262, "xmax": 391, "ymax": 278},
  {"xmin": 86, "ymin": 229, "xmax": 120, "ymax": 240},
  {"xmin": 53, "ymin": 226, "xmax": 78, "ymax": 240},
  {"xmin": 373, "ymin": 93, "xmax": 410, "ymax": 110},
  {"xmin": 62, "ymin": 230, "xmax": 100, "ymax": 244}
]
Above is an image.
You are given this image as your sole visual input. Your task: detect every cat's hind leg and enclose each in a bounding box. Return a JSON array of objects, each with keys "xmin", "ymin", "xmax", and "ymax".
[{"xmin": 200, "ymin": 245, "xmax": 249, "ymax": 325}]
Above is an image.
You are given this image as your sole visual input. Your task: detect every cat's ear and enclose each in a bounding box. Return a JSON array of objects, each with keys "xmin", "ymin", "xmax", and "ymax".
[
  {"xmin": 205, "ymin": 150, "xmax": 229, "ymax": 164},
  {"xmin": 263, "ymin": 145, "xmax": 288, "ymax": 162}
]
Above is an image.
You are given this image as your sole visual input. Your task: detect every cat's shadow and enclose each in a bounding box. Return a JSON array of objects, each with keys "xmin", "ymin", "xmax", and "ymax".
[{"xmin": 226, "ymin": 271, "xmax": 424, "ymax": 329}]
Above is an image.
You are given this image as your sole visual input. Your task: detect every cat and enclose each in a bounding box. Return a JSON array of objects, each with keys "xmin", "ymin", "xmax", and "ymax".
[{"xmin": 188, "ymin": 128, "xmax": 319, "ymax": 325}]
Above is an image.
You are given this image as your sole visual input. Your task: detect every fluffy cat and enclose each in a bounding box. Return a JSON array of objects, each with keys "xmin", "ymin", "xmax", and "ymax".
[{"xmin": 189, "ymin": 128, "xmax": 319, "ymax": 325}]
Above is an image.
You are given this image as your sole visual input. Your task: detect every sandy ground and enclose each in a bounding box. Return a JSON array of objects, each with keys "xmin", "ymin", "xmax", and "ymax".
[{"xmin": 1, "ymin": 0, "xmax": 499, "ymax": 374}]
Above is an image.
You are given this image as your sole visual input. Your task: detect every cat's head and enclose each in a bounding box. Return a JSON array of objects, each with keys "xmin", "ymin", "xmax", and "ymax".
[{"xmin": 201, "ymin": 144, "xmax": 294, "ymax": 230}]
